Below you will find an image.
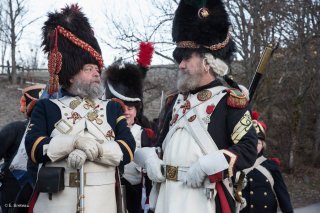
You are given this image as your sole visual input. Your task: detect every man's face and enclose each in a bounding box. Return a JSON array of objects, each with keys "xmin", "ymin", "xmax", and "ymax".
[
  {"xmin": 69, "ymin": 64, "xmax": 103, "ymax": 99},
  {"xmin": 177, "ymin": 53, "xmax": 206, "ymax": 93}
]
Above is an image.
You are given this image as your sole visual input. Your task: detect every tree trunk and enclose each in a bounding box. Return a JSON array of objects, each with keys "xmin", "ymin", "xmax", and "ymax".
[
  {"xmin": 11, "ymin": 40, "xmax": 17, "ymax": 84},
  {"xmin": 6, "ymin": 60, "xmax": 11, "ymax": 82}
]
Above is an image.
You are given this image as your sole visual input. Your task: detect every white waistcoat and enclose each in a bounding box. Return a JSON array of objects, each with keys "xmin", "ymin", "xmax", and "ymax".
[
  {"xmin": 34, "ymin": 96, "xmax": 118, "ymax": 213},
  {"xmin": 156, "ymin": 86, "xmax": 229, "ymax": 213}
]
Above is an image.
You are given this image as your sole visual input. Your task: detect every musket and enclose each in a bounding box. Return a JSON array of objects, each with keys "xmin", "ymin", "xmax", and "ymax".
[
  {"xmin": 248, "ymin": 43, "xmax": 279, "ymax": 102},
  {"xmin": 77, "ymin": 166, "xmax": 85, "ymax": 213}
]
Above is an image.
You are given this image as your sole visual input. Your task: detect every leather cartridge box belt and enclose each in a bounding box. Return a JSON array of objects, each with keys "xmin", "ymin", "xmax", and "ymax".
[
  {"xmin": 64, "ymin": 170, "xmax": 115, "ymax": 187},
  {"xmin": 162, "ymin": 165, "xmax": 189, "ymax": 181}
]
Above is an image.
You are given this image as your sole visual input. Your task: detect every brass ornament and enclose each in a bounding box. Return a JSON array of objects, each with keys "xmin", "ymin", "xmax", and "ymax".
[
  {"xmin": 87, "ymin": 111, "xmax": 98, "ymax": 121},
  {"xmin": 69, "ymin": 99, "xmax": 81, "ymax": 109},
  {"xmin": 198, "ymin": 8, "xmax": 210, "ymax": 19},
  {"xmin": 197, "ymin": 90, "xmax": 212, "ymax": 102},
  {"xmin": 83, "ymin": 98, "xmax": 96, "ymax": 109},
  {"xmin": 188, "ymin": 115, "xmax": 197, "ymax": 122},
  {"xmin": 106, "ymin": 130, "xmax": 115, "ymax": 140},
  {"xmin": 96, "ymin": 118, "xmax": 103, "ymax": 125},
  {"xmin": 165, "ymin": 165, "xmax": 178, "ymax": 181},
  {"xmin": 67, "ymin": 112, "xmax": 81, "ymax": 124}
]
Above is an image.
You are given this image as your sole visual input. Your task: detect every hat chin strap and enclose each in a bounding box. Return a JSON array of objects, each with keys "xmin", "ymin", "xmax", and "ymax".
[{"xmin": 107, "ymin": 82, "xmax": 141, "ymax": 102}]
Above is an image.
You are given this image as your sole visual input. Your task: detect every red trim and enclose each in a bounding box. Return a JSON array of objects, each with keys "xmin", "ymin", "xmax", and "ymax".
[
  {"xmin": 216, "ymin": 182, "xmax": 231, "ymax": 213},
  {"xmin": 28, "ymin": 191, "xmax": 39, "ymax": 213},
  {"xmin": 208, "ymin": 171, "xmax": 223, "ymax": 183}
]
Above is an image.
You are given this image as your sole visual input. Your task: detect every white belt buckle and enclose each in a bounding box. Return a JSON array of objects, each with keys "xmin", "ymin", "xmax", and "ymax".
[{"xmin": 54, "ymin": 119, "xmax": 73, "ymax": 134}]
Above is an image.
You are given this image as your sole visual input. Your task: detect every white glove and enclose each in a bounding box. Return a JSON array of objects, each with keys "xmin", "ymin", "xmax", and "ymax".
[
  {"xmin": 67, "ymin": 149, "xmax": 87, "ymax": 169},
  {"xmin": 123, "ymin": 161, "xmax": 142, "ymax": 185},
  {"xmin": 145, "ymin": 157, "xmax": 165, "ymax": 183},
  {"xmin": 198, "ymin": 151, "xmax": 229, "ymax": 175},
  {"xmin": 134, "ymin": 147, "xmax": 165, "ymax": 183},
  {"xmin": 47, "ymin": 135, "xmax": 77, "ymax": 162},
  {"xmin": 184, "ymin": 151, "xmax": 229, "ymax": 188},
  {"xmin": 75, "ymin": 137, "xmax": 103, "ymax": 161},
  {"xmin": 183, "ymin": 161, "xmax": 206, "ymax": 188}
]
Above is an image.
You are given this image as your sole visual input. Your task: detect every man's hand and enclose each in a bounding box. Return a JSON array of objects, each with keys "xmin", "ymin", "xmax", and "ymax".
[
  {"xmin": 67, "ymin": 149, "xmax": 87, "ymax": 169},
  {"xmin": 74, "ymin": 137, "xmax": 103, "ymax": 161},
  {"xmin": 145, "ymin": 157, "xmax": 165, "ymax": 183},
  {"xmin": 134, "ymin": 147, "xmax": 165, "ymax": 183},
  {"xmin": 183, "ymin": 161, "xmax": 206, "ymax": 188},
  {"xmin": 184, "ymin": 151, "xmax": 229, "ymax": 188}
]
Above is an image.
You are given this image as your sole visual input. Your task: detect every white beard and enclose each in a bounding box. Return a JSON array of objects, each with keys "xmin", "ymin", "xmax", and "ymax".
[
  {"xmin": 71, "ymin": 80, "xmax": 104, "ymax": 99},
  {"xmin": 177, "ymin": 70, "xmax": 202, "ymax": 93}
]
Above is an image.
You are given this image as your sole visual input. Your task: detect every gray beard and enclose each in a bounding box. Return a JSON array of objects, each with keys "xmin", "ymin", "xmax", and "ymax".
[
  {"xmin": 71, "ymin": 80, "xmax": 104, "ymax": 99},
  {"xmin": 177, "ymin": 70, "xmax": 201, "ymax": 93}
]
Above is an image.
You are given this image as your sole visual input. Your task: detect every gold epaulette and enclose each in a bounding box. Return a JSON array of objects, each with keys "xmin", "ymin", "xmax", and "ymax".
[{"xmin": 227, "ymin": 89, "xmax": 248, "ymax": 109}]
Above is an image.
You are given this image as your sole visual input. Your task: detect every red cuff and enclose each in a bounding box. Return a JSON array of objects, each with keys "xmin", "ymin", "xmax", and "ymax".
[{"xmin": 208, "ymin": 171, "xmax": 224, "ymax": 183}]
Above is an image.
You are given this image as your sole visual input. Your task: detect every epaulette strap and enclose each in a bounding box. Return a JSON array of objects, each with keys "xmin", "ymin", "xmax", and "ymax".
[
  {"xmin": 227, "ymin": 89, "xmax": 248, "ymax": 109},
  {"xmin": 165, "ymin": 92, "xmax": 178, "ymax": 106}
]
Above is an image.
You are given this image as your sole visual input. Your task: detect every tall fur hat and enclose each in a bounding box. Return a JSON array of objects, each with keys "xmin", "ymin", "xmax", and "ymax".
[
  {"xmin": 104, "ymin": 42, "xmax": 154, "ymax": 111},
  {"xmin": 104, "ymin": 63, "xmax": 144, "ymax": 110},
  {"xmin": 172, "ymin": 0, "xmax": 236, "ymax": 63},
  {"xmin": 42, "ymin": 4, "xmax": 103, "ymax": 94}
]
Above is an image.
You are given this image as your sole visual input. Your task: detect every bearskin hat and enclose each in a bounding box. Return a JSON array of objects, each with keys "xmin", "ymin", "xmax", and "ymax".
[
  {"xmin": 42, "ymin": 4, "xmax": 103, "ymax": 94},
  {"xmin": 104, "ymin": 63, "xmax": 144, "ymax": 110},
  {"xmin": 20, "ymin": 84, "xmax": 46, "ymax": 117},
  {"xmin": 104, "ymin": 42, "xmax": 154, "ymax": 111},
  {"xmin": 172, "ymin": 0, "xmax": 236, "ymax": 63},
  {"xmin": 252, "ymin": 111, "xmax": 267, "ymax": 140}
]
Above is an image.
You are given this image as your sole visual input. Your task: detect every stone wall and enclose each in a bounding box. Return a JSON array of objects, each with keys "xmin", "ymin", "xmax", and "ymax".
[{"xmin": 143, "ymin": 64, "xmax": 178, "ymax": 120}]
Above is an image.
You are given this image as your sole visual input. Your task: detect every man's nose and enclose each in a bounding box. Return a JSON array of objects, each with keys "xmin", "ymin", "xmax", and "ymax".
[
  {"xmin": 92, "ymin": 69, "xmax": 100, "ymax": 77},
  {"xmin": 179, "ymin": 60, "xmax": 186, "ymax": 70}
]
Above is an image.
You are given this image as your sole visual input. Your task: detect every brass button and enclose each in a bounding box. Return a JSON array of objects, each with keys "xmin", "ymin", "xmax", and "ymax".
[
  {"xmin": 250, "ymin": 204, "xmax": 254, "ymax": 208},
  {"xmin": 264, "ymin": 192, "xmax": 267, "ymax": 196},
  {"xmin": 249, "ymin": 178, "xmax": 253, "ymax": 182},
  {"xmin": 264, "ymin": 205, "xmax": 267, "ymax": 208},
  {"xmin": 250, "ymin": 191, "xmax": 254, "ymax": 195}
]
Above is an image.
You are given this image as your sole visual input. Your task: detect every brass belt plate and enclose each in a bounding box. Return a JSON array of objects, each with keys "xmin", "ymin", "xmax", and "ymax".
[
  {"xmin": 166, "ymin": 165, "xmax": 178, "ymax": 181},
  {"xmin": 69, "ymin": 172, "xmax": 86, "ymax": 187}
]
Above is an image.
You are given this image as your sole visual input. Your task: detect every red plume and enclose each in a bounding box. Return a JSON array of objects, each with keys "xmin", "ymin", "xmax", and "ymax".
[
  {"xmin": 269, "ymin": 157, "xmax": 281, "ymax": 166},
  {"xmin": 136, "ymin": 42, "xmax": 154, "ymax": 68},
  {"xmin": 251, "ymin": 111, "xmax": 259, "ymax": 120}
]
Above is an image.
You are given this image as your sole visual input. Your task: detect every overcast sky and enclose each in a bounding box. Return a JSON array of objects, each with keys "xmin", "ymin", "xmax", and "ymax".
[{"xmin": 19, "ymin": 0, "xmax": 166, "ymax": 67}]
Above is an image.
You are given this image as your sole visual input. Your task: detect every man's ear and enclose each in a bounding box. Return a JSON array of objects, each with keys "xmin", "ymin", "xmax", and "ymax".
[{"xmin": 69, "ymin": 78, "xmax": 74, "ymax": 84}]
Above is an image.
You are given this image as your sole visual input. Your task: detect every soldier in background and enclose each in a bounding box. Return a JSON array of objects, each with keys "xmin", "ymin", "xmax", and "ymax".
[
  {"xmin": 240, "ymin": 111, "xmax": 293, "ymax": 213},
  {"xmin": 0, "ymin": 84, "xmax": 45, "ymax": 213},
  {"xmin": 104, "ymin": 42, "xmax": 155, "ymax": 213}
]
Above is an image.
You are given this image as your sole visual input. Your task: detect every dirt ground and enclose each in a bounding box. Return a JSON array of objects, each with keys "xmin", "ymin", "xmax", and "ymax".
[
  {"xmin": 0, "ymin": 76, "xmax": 319, "ymax": 208},
  {"xmin": 0, "ymin": 77, "xmax": 25, "ymax": 128}
]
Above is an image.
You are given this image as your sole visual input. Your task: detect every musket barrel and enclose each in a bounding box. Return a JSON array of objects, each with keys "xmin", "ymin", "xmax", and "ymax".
[{"xmin": 248, "ymin": 45, "xmax": 274, "ymax": 101}]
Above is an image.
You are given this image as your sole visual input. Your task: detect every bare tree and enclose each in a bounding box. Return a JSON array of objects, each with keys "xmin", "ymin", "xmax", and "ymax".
[
  {"xmin": 103, "ymin": 0, "xmax": 177, "ymax": 64},
  {"xmin": 0, "ymin": 0, "xmax": 39, "ymax": 84},
  {"xmin": 0, "ymin": 3, "xmax": 8, "ymax": 74}
]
